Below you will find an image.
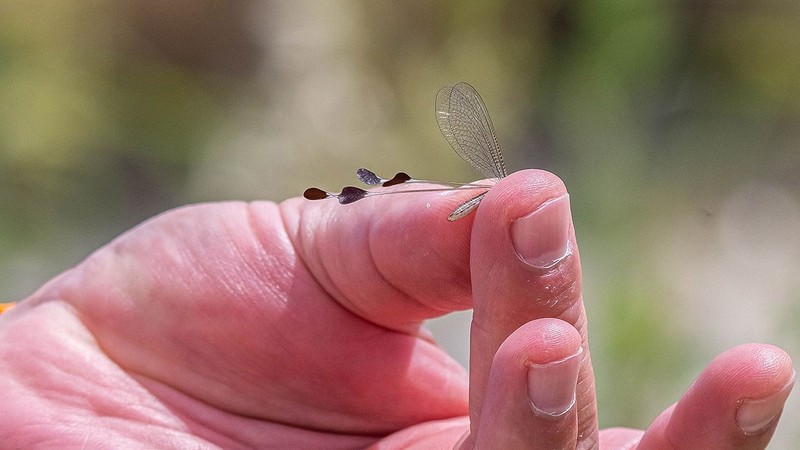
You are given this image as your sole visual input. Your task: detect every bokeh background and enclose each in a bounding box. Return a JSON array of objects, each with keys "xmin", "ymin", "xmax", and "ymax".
[{"xmin": 2, "ymin": 1, "xmax": 799, "ymax": 446}]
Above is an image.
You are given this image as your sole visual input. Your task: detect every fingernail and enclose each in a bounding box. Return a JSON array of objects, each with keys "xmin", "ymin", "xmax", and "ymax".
[
  {"xmin": 511, "ymin": 195, "xmax": 571, "ymax": 269},
  {"xmin": 527, "ymin": 346, "xmax": 582, "ymax": 417},
  {"xmin": 736, "ymin": 371, "xmax": 796, "ymax": 435}
]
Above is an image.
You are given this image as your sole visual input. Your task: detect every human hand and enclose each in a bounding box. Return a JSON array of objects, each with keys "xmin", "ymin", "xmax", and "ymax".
[{"xmin": 0, "ymin": 170, "xmax": 793, "ymax": 449}]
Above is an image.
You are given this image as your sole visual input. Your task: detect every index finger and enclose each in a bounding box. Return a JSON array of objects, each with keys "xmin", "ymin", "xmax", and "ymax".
[{"xmin": 463, "ymin": 169, "xmax": 599, "ymax": 448}]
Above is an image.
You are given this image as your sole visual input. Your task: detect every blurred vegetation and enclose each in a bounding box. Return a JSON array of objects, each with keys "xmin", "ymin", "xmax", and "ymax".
[{"xmin": 1, "ymin": 1, "xmax": 799, "ymax": 445}]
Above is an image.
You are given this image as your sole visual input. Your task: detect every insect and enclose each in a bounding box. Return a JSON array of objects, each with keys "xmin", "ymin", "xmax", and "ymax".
[{"xmin": 303, "ymin": 82, "xmax": 507, "ymax": 221}]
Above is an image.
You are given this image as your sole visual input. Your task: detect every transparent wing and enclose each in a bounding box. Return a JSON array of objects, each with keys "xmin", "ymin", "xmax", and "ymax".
[{"xmin": 436, "ymin": 82, "xmax": 507, "ymax": 179}]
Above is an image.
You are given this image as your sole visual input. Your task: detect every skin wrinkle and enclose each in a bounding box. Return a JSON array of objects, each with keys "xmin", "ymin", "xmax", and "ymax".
[
  {"xmin": 572, "ymin": 299, "xmax": 598, "ymax": 450},
  {"xmin": 538, "ymin": 268, "xmax": 578, "ymax": 309},
  {"xmin": 537, "ymin": 249, "xmax": 581, "ymax": 309},
  {"xmin": 620, "ymin": 437, "xmax": 641, "ymax": 450},
  {"xmin": 292, "ymin": 203, "xmax": 340, "ymax": 307},
  {"xmin": 469, "ymin": 261, "xmax": 584, "ymax": 371},
  {"xmin": 79, "ymin": 432, "xmax": 90, "ymax": 450},
  {"xmin": 290, "ymin": 203, "xmax": 351, "ymax": 312},
  {"xmin": 366, "ymin": 217, "xmax": 446, "ymax": 326},
  {"xmin": 474, "ymin": 251, "xmax": 581, "ymax": 331},
  {"xmin": 577, "ymin": 436, "xmax": 599, "ymax": 450},
  {"xmin": 223, "ymin": 204, "xmax": 290, "ymax": 310},
  {"xmin": 136, "ymin": 377, "xmax": 266, "ymax": 449},
  {"xmin": 383, "ymin": 221, "xmax": 470, "ymax": 319},
  {"xmin": 4, "ymin": 307, "xmax": 194, "ymax": 444},
  {"xmin": 313, "ymin": 216, "xmax": 376, "ymax": 322},
  {"xmin": 366, "ymin": 221, "xmax": 423, "ymax": 309},
  {"xmin": 567, "ymin": 315, "xmax": 598, "ymax": 449},
  {"xmin": 285, "ymin": 200, "xmax": 451, "ymax": 332},
  {"xmin": 472, "ymin": 280, "xmax": 577, "ymax": 332},
  {"xmin": 577, "ymin": 398, "xmax": 599, "ymax": 450}
]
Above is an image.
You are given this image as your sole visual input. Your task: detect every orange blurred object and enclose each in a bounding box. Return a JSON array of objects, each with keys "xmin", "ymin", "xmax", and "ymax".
[{"xmin": 0, "ymin": 303, "xmax": 16, "ymax": 314}]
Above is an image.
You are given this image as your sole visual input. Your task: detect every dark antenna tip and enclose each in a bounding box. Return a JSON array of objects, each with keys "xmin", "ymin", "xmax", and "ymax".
[
  {"xmin": 338, "ymin": 186, "xmax": 368, "ymax": 204},
  {"xmin": 356, "ymin": 168, "xmax": 382, "ymax": 185},
  {"xmin": 303, "ymin": 187, "xmax": 330, "ymax": 200},
  {"xmin": 383, "ymin": 172, "xmax": 412, "ymax": 187}
]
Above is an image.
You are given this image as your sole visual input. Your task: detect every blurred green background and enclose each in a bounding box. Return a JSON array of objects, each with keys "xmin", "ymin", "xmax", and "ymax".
[{"xmin": 2, "ymin": 1, "xmax": 799, "ymax": 446}]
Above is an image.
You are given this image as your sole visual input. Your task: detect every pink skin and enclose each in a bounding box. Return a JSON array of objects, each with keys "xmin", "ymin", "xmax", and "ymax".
[{"xmin": 0, "ymin": 169, "xmax": 793, "ymax": 449}]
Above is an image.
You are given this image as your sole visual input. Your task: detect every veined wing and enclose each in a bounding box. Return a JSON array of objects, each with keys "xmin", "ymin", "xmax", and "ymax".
[{"xmin": 435, "ymin": 82, "xmax": 507, "ymax": 179}]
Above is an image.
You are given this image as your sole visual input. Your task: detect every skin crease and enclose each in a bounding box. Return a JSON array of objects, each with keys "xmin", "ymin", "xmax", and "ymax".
[{"xmin": 0, "ymin": 169, "xmax": 792, "ymax": 449}]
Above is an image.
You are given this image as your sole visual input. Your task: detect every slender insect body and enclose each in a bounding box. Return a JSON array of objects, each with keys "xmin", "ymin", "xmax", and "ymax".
[{"xmin": 447, "ymin": 191, "xmax": 488, "ymax": 221}]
